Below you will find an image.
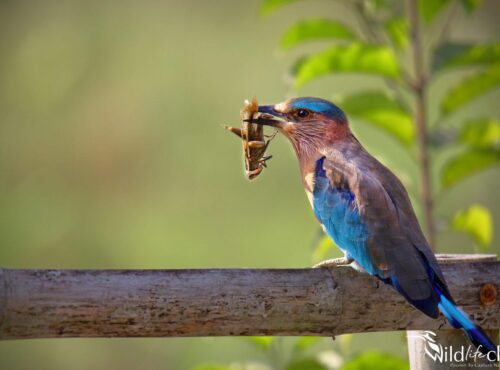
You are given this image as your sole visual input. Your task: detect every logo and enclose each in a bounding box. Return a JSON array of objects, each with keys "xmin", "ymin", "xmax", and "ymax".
[{"xmin": 407, "ymin": 331, "xmax": 499, "ymax": 367}]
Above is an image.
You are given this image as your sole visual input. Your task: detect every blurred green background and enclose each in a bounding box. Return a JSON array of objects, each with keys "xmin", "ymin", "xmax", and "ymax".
[{"xmin": 0, "ymin": 0, "xmax": 499, "ymax": 369}]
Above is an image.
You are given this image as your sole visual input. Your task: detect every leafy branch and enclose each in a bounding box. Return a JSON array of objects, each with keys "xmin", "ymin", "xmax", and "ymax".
[{"xmin": 261, "ymin": 0, "xmax": 499, "ymax": 253}]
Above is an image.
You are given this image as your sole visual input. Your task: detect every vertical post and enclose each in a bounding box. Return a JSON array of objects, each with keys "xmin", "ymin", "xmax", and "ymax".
[{"xmin": 407, "ymin": 254, "xmax": 499, "ymax": 369}]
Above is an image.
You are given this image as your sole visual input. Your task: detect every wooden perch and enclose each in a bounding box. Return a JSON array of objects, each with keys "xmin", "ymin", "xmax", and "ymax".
[{"xmin": 0, "ymin": 254, "xmax": 498, "ymax": 340}]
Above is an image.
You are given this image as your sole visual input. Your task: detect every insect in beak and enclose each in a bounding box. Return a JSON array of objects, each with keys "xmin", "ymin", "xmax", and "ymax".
[
  {"xmin": 243, "ymin": 114, "xmax": 281, "ymax": 128},
  {"xmin": 223, "ymin": 98, "xmax": 277, "ymax": 180},
  {"xmin": 244, "ymin": 106, "xmax": 286, "ymax": 128}
]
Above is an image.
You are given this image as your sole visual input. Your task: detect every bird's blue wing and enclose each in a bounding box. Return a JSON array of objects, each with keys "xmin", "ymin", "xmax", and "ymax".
[
  {"xmin": 313, "ymin": 154, "xmax": 441, "ymax": 318},
  {"xmin": 312, "ymin": 157, "xmax": 377, "ymax": 274}
]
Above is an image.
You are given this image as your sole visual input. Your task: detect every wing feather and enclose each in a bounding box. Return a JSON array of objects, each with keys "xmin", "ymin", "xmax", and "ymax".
[{"xmin": 320, "ymin": 149, "xmax": 441, "ymax": 314}]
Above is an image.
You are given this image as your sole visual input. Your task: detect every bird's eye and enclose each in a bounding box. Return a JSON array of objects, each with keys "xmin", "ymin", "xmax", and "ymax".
[{"xmin": 297, "ymin": 109, "xmax": 309, "ymax": 118}]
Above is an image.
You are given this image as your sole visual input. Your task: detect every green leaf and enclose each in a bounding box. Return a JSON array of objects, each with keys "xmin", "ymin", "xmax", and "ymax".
[
  {"xmin": 280, "ymin": 19, "xmax": 356, "ymax": 49},
  {"xmin": 461, "ymin": 0, "xmax": 482, "ymax": 13},
  {"xmin": 459, "ymin": 118, "xmax": 500, "ymax": 148},
  {"xmin": 433, "ymin": 43, "xmax": 500, "ymax": 71},
  {"xmin": 432, "ymin": 43, "xmax": 472, "ymax": 72},
  {"xmin": 440, "ymin": 64, "xmax": 500, "ymax": 115},
  {"xmin": 339, "ymin": 334, "xmax": 353, "ymax": 355},
  {"xmin": 246, "ymin": 336, "xmax": 274, "ymax": 351},
  {"xmin": 441, "ymin": 149, "xmax": 500, "ymax": 188},
  {"xmin": 338, "ymin": 91, "xmax": 415, "ymax": 145},
  {"xmin": 293, "ymin": 43, "xmax": 400, "ymax": 88},
  {"xmin": 260, "ymin": 0, "xmax": 301, "ymax": 16},
  {"xmin": 418, "ymin": 0, "xmax": 451, "ymax": 23},
  {"xmin": 340, "ymin": 351, "xmax": 409, "ymax": 370},
  {"xmin": 385, "ymin": 18, "xmax": 409, "ymax": 50},
  {"xmin": 363, "ymin": 0, "xmax": 391, "ymax": 13},
  {"xmin": 452, "ymin": 204, "xmax": 492, "ymax": 248},
  {"xmin": 285, "ymin": 358, "xmax": 327, "ymax": 370},
  {"xmin": 193, "ymin": 364, "xmax": 270, "ymax": 370},
  {"xmin": 294, "ymin": 336, "xmax": 320, "ymax": 352}
]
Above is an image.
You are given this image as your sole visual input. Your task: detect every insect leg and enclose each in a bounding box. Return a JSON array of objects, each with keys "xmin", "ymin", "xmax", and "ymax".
[
  {"xmin": 224, "ymin": 125, "xmax": 242, "ymax": 138},
  {"xmin": 247, "ymin": 141, "xmax": 266, "ymax": 149}
]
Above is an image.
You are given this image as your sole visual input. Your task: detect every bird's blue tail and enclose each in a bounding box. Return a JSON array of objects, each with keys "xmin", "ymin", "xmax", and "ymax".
[{"xmin": 435, "ymin": 285, "xmax": 497, "ymax": 355}]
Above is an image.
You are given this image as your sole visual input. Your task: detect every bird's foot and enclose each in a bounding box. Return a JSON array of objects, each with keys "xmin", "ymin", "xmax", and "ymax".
[{"xmin": 313, "ymin": 257, "xmax": 354, "ymax": 268}]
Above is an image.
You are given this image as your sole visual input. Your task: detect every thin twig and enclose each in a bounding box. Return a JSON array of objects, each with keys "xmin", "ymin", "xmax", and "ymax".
[
  {"xmin": 427, "ymin": 2, "xmax": 460, "ymax": 51},
  {"xmin": 345, "ymin": 0, "xmax": 412, "ymax": 111},
  {"xmin": 407, "ymin": 0, "xmax": 436, "ymax": 249}
]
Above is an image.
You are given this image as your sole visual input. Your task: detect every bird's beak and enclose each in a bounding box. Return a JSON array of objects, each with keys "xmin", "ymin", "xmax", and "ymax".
[{"xmin": 244, "ymin": 105, "xmax": 286, "ymax": 128}]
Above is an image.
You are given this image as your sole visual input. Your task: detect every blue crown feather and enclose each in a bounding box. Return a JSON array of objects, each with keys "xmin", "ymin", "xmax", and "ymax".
[{"xmin": 289, "ymin": 97, "xmax": 346, "ymax": 121}]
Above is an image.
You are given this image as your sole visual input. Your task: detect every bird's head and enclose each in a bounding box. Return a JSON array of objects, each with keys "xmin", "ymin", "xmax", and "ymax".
[{"xmin": 249, "ymin": 97, "xmax": 350, "ymax": 157}]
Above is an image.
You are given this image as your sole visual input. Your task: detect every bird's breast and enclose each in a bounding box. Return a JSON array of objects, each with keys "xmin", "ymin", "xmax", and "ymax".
[{"xmin": 298, "ymin": 152, "xmax": 323, "ymax": 205}]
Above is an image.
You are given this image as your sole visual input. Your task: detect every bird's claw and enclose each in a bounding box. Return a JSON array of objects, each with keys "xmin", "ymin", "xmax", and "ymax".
[{"xmin": 313, "ymin": 257, "xmax": 354, "ymax": 268}]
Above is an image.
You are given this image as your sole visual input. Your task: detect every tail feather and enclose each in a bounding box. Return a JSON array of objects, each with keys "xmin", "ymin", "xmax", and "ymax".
[{"xmin": 436, "ymin": 286, "xmax": 497, "ymax": 355}]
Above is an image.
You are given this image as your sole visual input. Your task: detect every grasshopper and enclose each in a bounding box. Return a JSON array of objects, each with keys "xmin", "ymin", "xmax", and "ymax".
[{"xmin": 224, "ymin": 98, "xmax": 276, "ymax": 180}]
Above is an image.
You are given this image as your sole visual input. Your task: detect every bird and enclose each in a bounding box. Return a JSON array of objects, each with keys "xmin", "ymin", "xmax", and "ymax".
[{"xmin": 247, "ymin": 96, "xmax": 496, "ymax": 355}]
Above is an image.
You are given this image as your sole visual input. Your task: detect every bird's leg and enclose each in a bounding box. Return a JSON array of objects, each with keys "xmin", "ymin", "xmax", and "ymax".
[{"xmin": 313, "ymin": 256, "xmax": 354, "ymax": 268}]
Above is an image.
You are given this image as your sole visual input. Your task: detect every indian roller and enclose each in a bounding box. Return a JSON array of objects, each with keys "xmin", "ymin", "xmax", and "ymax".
[{"xmin": 248, "ymin": 96, "xmax": 496, "ymax": 354}]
